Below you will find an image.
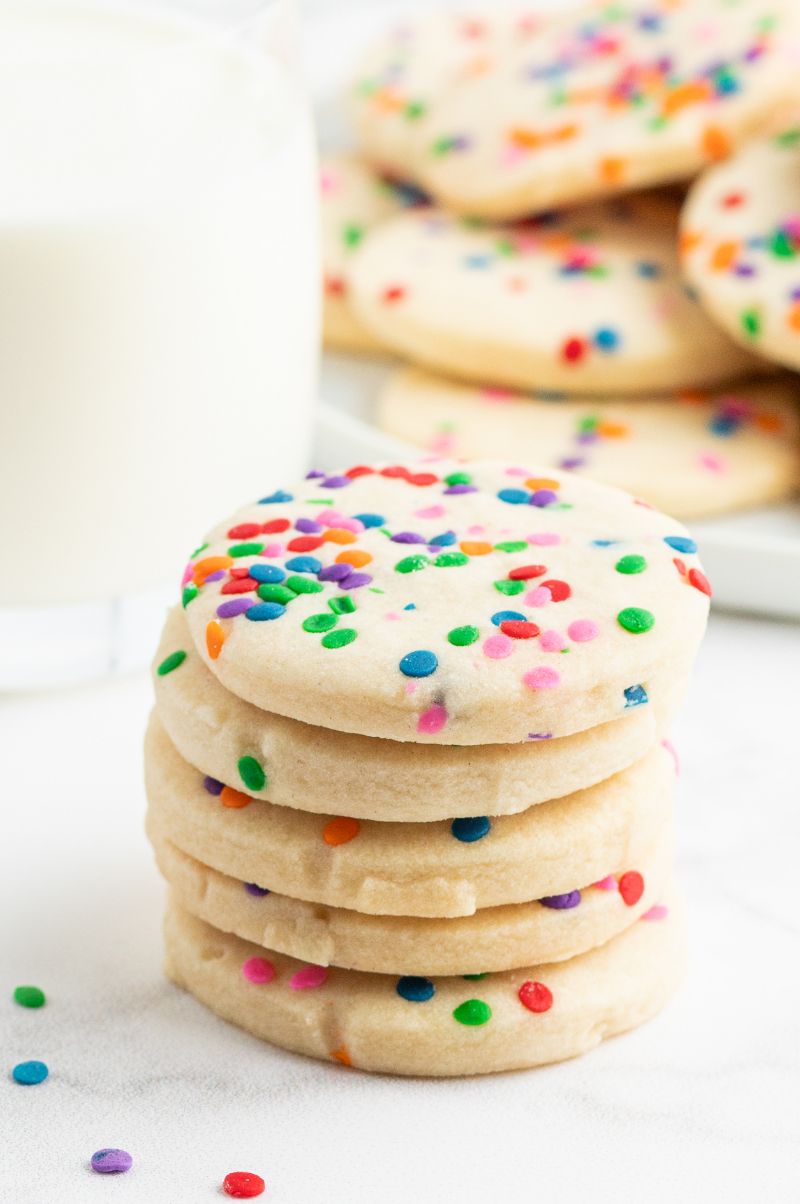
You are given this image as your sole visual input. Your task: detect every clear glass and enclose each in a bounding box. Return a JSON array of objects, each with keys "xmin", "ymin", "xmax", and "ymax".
[{"xmin": 0, "ymin": 0, "xmax": 319, "ymax": 688}]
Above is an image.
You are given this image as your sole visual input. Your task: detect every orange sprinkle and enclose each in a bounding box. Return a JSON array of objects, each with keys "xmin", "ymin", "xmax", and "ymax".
[
  {"xmin": 508, "ymin": 126, "xmax": 542, "ymax": 150},
  {"xmin": 372, "ymin": 88, "xmax": 404, "ymax": 114},
  {"xmin": 335, "ymin": 549, "xmax": 373, "ymax": 568},
  {"xmin": 220, "ymin": 786, "xmax": 252, "ymax": 809},
  {"xmin": 597, "ymin": 421, "xmax": 630, "ymax": 439},
  {"xmin": 525, "ymin": 476, "xmax": 559, "ymax": 490},
  {"xmin": 755, "ymin": 412, "xmax": 783, "ymax": 432},
  {"xmin": 192, "ymin": 555, "xmax": 233, "ymax": 585},
  {"xmin": 662, "ymin": 79, "xmax": 712, "ymax": 117},
  {"xmin": 323, "ymin": 528, "xmax": 357, "ymax": 545},
  {"xmin": 710, "ymin": 241, "xmax": 739, "ymax": 272},
  {"xmin": 598, "ymin": 156, "xmax": 626, "ymax": 184},
  {"xmin": 206, "ymin": 620, "xmax": 225, "ymax": 660},
  {"xmin": 323, "ymin": 816, "xmax": 361, "ymax": 846},
  {"xmin": 459, "ymin": 540, "xmax": 493, "ymax": 556},
  {"xmin": 679, "ymin": 230, "xmax": 702, "ymax": 257},
  {"xmin": 550, "ymin": 123, "xmax": 578, "ymax": 143},
  {"xmin": 702, "ymin": 124, "xmax": 731, "ymax": 161},
  {"xmin": 330, "ymin": 1045, "xmax": 352, "ymax": 1067},
  {"xmin": 787, "ymin": 301, "xmax": 800, "ymax": 332},
  {"xmin": 677, "ymin": 389, "xmax": 709, "ymax": 406}
]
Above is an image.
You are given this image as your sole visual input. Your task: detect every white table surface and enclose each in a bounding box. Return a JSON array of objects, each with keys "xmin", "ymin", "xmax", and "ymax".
[{"xmin": 2, "ymin": 609, "xmax": 799, "ymax": 1204}]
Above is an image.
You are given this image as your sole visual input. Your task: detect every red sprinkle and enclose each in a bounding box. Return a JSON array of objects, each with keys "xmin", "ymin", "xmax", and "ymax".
[
  {"xmin": 688, "ymin": 568, "xmax": 712, "ymax": 597},
  {"xmin": 223, "ymin": 1171, "xmax": 265, "ymax": 1198},
  {"xmin": 221, "ymin": 577, "xmax": 257, "ymax": 595},
  {"xmin": 380, "ymin": 465, "xmax": 411, "ymax": 479},
  {"xmin": 518, "ymin": 980, "xmax": 553, "ymax": 1013},
  {"xmin": 406, "ymin": 472, "xmax": 439, "ymax": 486},
  {"xmin": 500, "ymin": 620, "xmax": 540, "ymax": 639},
  {"xmin": 227, "ymin": 523, "xmax": 261, "ymax": 539},
  {"xmin": 541, "ymin": 579, "xmax": 571, "ymax": 601},
  {"xmin": 673, "ymin": 557, "xmax": 687, "ymax": 577},
  {"xmin": 345, "ymin": 465, "xmax": 376, "ymax": 479},
  {"xmin": 261, "ymin": 518, "xmax": 291, "ymax": 535},
  {"xmin": 229, "ymin": 566, "xmax": 253, "ymax": 579},
  {"xmin": 619, "ymin": 871, "xmax": 645, "ymax": 906},
  {"xmin": 721, "ymin": 191, "xmax": 745, "ymax": 208},
  {"xmin": 561, "ymin": 336, "xmax": 587, "ymax": 363},
  {"xmin": 508, "ymin": 564, "xmax": 547, "ymax": 580},
  {"xmin": 287, "ymin": 535, "xmax": 324, "ymax": 552},
  {"xmin": 381, "ymin": 284, "xmax": 407, "ymax": 303}
]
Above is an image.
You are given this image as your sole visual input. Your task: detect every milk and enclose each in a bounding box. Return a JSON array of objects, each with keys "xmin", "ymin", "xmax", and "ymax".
[{"xmin": 0, "ymin": 1, "xmax": 318, "ymax": 627}]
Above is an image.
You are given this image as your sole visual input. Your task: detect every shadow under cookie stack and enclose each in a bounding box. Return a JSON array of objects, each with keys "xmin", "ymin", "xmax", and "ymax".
[{"xmin": 146, "ymin": 460, "xmax": 709, "ymax": 1075}]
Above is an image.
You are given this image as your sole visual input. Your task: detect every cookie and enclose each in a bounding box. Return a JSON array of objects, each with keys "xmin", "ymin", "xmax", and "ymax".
[
  {"xmin": 320, "ymin": 154, "xmax": 414, "ymax": 353},
  {"xmin": 681, "ymin": 117, "xmax": 800, "ymax": 370},
  {"xmin": 178, "ymin": 459, "xmax": 710, "ymax": 744},
  {"xmin": 377, "ymin": 368, "xmax": 800, "ymax": 520},
  {"xmin": 145, "ymin": 714, "xmax": 674, "ymax": 919},
  {"xmin": 154, "ymin": 606, "xmax": 675, "ymax": 822},
  {"xmin": 164, "ymin": 892, "xmax": 685, "ymax": 1076},
  {"xmin": 348, "ymin": 201, "xmax": 758, "ymax": 393},
  {"xmin": 411, "ymin": 0, "xmax": 798, "ymax": 219},
  {"xmin": 151, "ymin": 829, "xmax": 671, "ymax": 976}
]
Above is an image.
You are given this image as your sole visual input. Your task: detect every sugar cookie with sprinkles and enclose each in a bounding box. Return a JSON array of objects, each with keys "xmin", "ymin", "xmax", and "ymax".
[
  {"xmin": 151, "ymin": 827, "xmax": 671, "ymax": 976},
  {"xmin": 153, "ymin": 606, "xmax": 678, "ymax": 822},
  {"xmin": 179, "ymin": 459, "xmax": 710, "ymax": 744},
  {"xmin": 406, "ymin": 0, "xmax": 799, "ymax": 220},
  {"xmin": 348, "ymin": 200, "xmax": 758, "ymax": 393},
  {"xmin": 320, "ymin": 154, "xmax": 419, "ymax": 353},
  {"xmin": 145, "ymin": 714, "xmax": 674, "ymax": 919},
  {"xmin": 377, "ymin": 368, "xmax": 800, "ymax": 520},
  {"xmin": 164, "ymin": 892, "xmax": 685, "ymax": 1076},
  {"xmin": 681, "ymin": 114, "xmax": 800, "ymax": 370}
]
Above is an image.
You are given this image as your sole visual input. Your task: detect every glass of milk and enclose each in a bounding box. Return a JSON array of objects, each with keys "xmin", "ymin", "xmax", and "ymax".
[{"xmin": 0, "ymin": 0, "xmax": 318, "ymax": 688}]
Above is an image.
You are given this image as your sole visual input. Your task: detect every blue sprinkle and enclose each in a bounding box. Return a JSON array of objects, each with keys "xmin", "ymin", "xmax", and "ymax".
[
  {"xmin": 203, "ymin": 775, "xmax": 224, "ymax": 796},
  {"xmin": 709, "ymin": 415, "xmax": 741, "ymax": 436},
  {"xmin": 244, "ymin": 882, "xmax": 270, "ymax": 897},
  {"xmin": 594, "ymin": 327, "xmax": 620, "ymax": 352},
  {"xmin": 540, "ymin": 890, "xmax": 581, "ymax": 910},
  {"xmin": 497, "ymin": 488, "xmax": 531, "ymax": 505},
  {"xmin": 249, "ymin": 564, "xmax": 286, "ymax": 584},
  {"xmin": 403, "ymin": 603, "xmax": 416, "ymax": 610},
  {"xmin": 396, "ymin": 976, "xmax": 435, "ymax": 1002},
  {"xmin": 491, "ymin": 610, "xmax": 526, "ymax": 626},
  {"xmin": 429, "ymin": 531, "xmax": 457, "ymax": 547},
  {"xmin": 636, "ymin": 260, "xmax": 662, "ymax": 278},
  {"xmin": 354, "ymin": 512, "xmax": 385, "ymax": 528},
  {"xmin": 285, "ymin": 555, "xmax": 322, "ymax": 574},
  {"xmin": 663, "ymin": 535, "xmax": 697, "ymax": 554},
  {"xmin": 464, "ymin": 254, "xmax": 492, "ymax": 269},
  {"xmin": 245, "ymin": 602, "xmax": 286, "ymax": 621},
  {"xmin": 451, "ymin": 816, "xmax": 491, "ymax": 843},
  {"xmin": 258, "ymin": 490, "xmax": 293, "ymax": 504},
  {"xmin": 399, "ymin": 649, "xmax": 438, "ymax": 677},
  {"xmin": 12, "ymin": 1060, "xmax": 48, "ymax": 1085},
  {"xmin": 624, "ymin": 684, "xmax": 649, "ymax": 709},
  {"xmin": 591, "ymin": 539, "xmax": 618, "ymax": 547}
]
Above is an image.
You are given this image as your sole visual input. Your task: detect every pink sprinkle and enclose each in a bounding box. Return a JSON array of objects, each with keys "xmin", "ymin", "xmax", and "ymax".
[
  {"xmin": 524, "ymin": 666, "xmax": 561, "ymax": 690},
  {"xmin": 319, "ymin": 169, "xmax": 337, "ymax": 194},
  {"xmin": 483, "ymin": 633, "xmax": 514, "ymax": 659},
  {"xmin": 405, "ymin": 681, "xmax": 418, "ymax": 694},
  {"xmin": 480, "ymin": 386, "xmax": 513, "ymax": 404},
  {"xmin": 317, "ymin": 510, "xmax": 364, "ymax": 532},
  {"xmin": 262, "ymin": 543, "xmax": 283, "ymax": 557},
  {"xmin": 501, "ymin": 144, "xmax": 525, "ymax": 167},
  {"xmin": 593, "ymin": 875, "xmax": 618, "ymax": 892},
  {"xmin": 641, "ymin": 904, "xmax": 669, "ymax": 922},
  {"xmin": 525, "ymin": 586, "xmax": 551, "ymax": 607},
  {"xmin": 242, "ymin": 957, "xmax": 276, "ymax": 985},
  {"xmin": 528, "ymin": 532, "xmax": 561, "ymax": 546},
  {"xmin": 290, "ymin": 964, "xmax": 328, "ymax": 990},
  {"xmin": 181, "ymin": 563, "xmax": 193, "ymax": 586},
  {"xmin": 505, "ymin": 466, "xmax": 529, "ymax": 477},
  {"xmin": 414, "ymin": 504, "xmax": 446, "ymax": 519},
  {"xmin": 661, "ymin": 738, "xmax": 680, "ymax": 776},
  {"xmin": 698, "ymin": 451, "xmax": 726, "ymax": 473},
  {"xmin": 539, "ymin": 629, "xmax": 565, "ymax": 652},
  {"xmin": 466, "ymin": 524, "xmax": 486, "ymax": 535},
  {"xmin": 567, "ymin": 619, "xmax": 599, "ymax": 643},
  {"xmin": 430, "ymin": 432, "xmax": 457, "ymax": 454},
  {"xmin": 384, "ymin": 612, "xmax": 402, "ymax": 621},
  {"xmin": 417, "ymin": 704, "xmax": 448, "ymax": 734}
]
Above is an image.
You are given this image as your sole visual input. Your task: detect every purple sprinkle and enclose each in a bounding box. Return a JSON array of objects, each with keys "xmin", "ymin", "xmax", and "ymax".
[
  {"xmin": 203, "ymin": 775, "xmax": 224, "ymax": 796},
  {"xmin": 391, "ymin": 531, "xmax": 427, "ymax": 543},
  {"xmin": 529, "ymin": 489, "xmax": 557, "ymax": 507},
  {"xmin": 244, "ymin": 882, "xmax": 270, "ymax": 897},
  {"xmin": 322, "ymin": 475, "xmax": 351, "ymax": 489},
  {"xmin": 540, "ymin": 890, "xmax": 581, "ymax": 910},
  {"xmin": 576, "ymin": 431, "xmax": 599, "ymax": 445},
  {"xmin": 318, "ymin": 563, "xmax": 351, "ymax": 582},
  {"xmin": 443, "ymin": 483, "xmax": 478, "ymax": 494},
  {"xmin": 558, "ymin": 456, "xmax": 586, "ymax": 470},
  {"xmin": 528, "ymin": 732, "xmax": 553, "ymax": 741},
  {"xmin": 305, "ymin": 469, "xmax": 325, "ymax": 479},
  {"xmin": 339, "ymin": 572, "xmax": 372, "ymax": 590},
  {"xmin": 91, "ymin": 1149, "xmax": 133, "ymax": 1175},
  {"xmin": 295, "ymin": 517, "xmax": 322, "ymax": 534},
  {"xmin": 204, "ymin": 569, "xmax": 226, "ymax": 583},
  {"xmin": 216, "ymin": 598, "xmax": 254, "ymax": 619},
  {"xmin": 734, "ymin": 263, "xmax": 756, "ymax": 277}
]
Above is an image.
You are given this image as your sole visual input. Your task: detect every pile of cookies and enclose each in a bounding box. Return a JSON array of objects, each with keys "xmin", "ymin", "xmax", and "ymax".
[
  {"xmin": 321, "ymin": 0, "xmax": 800, "ymax": 519},
  {"xmin": 146, "ymin": 461, "xmax": 710, "ymax": 1075}
]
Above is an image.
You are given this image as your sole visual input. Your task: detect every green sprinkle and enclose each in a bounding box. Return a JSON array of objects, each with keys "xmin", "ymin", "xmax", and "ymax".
[
  {"xmin": 14, "ymin": 985, "xmax": 45, "ymax": 1009},
  {"xmin": 494, "ymin": 540, "xmax": 528, "ymax": 553},
  {"xmin": 303, "ymin": 613, "xmax": 337, "ymax": 633},
  {"xmin": 617, "ymin": 607, "xmax": 655, "ymax": 634},
  {"xmin": 462, "ymin": 973, "xmax": 488, "ymax": 981},
  {"xmin": 395, "ymin": 554, "xmax": 429, "ymax": 573},
  {"xmin": 329, "ymin": 596, "xmax": 356, "ymax": 615},
  {"xmin": 285, "ymin": 575, "xmax": 323, "ymax": 595},
  {"xmin": 741, "ymin": 308, "xmax": 761, "ymax": 338},
  {"xmin": 404, "ymin": 99, "xmax": 426, "ymax": 120},
  {"xmin": 190, "ymin": 542, "xmax": 208, "ymax": 559},
  {"xmin": 769, "ymin": 229, "xmax": 796, "ymax": 259},
  {"xmin": 342, "ymin": 223, "xmax": 364, "ymax": 250},
  {"xmin": 181, "ymin": 584, "xmax": 198, "ymax": 608},
  {"xmin": 447, "ymin": 625, "xmax": 479, "ymax": 646},
  {"xmin": 775, "ymin": 126, "xmax": 800, "ymax": 148},
  {"xmin": 452, "ymin": 999, "xmax": 492, "ymax": 1026},
  {"xmin": 257, "ymin": 583, "xmax": 296, "ymax": 604},
  {"xmin": 443, "ymin": 471, "xmax": 472, "ymax": 486},
  {"xmin": 615, "ymin": 554, "xmax": 647, "ymax": 575},
  {"xmin": 228, "ymin": 542, "xmax": 264, "ymax": 557},
  {"xmin": 238, "ymin": 756, "xmax": 266, "ymax": 792},
  {"xmin": 321, "ymin": 627, "xmax": 357, "ymax": 649},
  {"xmin": 434, "ymin": 552, "xmax": 469, "ymax": 567},
  {"xmin": 157, "ymin": 651, "xmax": 186, "ymax": 676},
  {"xmin": 578, "ymin": 415, "xmax": 599, "ymax": 433},
  {"xmin": 494, "ymin": 579, "xmax": 525, "ymax": 596}
]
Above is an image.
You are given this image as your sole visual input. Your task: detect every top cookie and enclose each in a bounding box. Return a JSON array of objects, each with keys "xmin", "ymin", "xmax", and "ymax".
[
  {"xmin": 409, "ymin": 0, "xmax": 798, "ymax": 219},
  {"xmin": 680, "ymin": 116, "xmax": 800, "ymax": 370},
  {"xmin": 179, "ymin": 461, "xmax": 710, "ymax": 744}
]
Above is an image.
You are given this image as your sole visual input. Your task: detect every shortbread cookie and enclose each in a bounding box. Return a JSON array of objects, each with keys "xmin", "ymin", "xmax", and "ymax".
[
  {"xmin": 377, "ymin": 368, "xmax": 800, "ymax": 520},
  {"xmin": 151, "ymin": 829, "xmax": 671, "ymax": 975},
  {"xmin": 145, "ymin": 715, "xmax": 674, "ymax": 918},
  {"xmin": 164, "ymin": 893, "xmax": 685, "ymax": 1075},
  {"xmin": 413, "ymin": 0, "xmax": 798, "ymax": 219},
  {"xmin": 321, "ymin": 154, "xmax": 413, "ymax": 353},
  {"xmin": 178, "ymin": 460, "xmax": 710, "ymax": 744},
  {"xmin": 154, "ymin": 607, "xmax": 673, "ymax": 822},
  {"xmin": 349, "ymin": 201, "xmax": 758, "ymax": 393},
  {"xmin": 681, "ymin": 118, "xmax": 800, "ymax": 370}
]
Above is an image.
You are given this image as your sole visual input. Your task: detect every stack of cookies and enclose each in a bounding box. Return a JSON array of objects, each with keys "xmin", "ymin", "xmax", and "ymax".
[
  {"xmin": 146, "ymin": 460, "xmax": 709, "ymax": 1075},
  {"xmin": 320, "ymin": 0, "xmax": 800, "ymax": 519}
]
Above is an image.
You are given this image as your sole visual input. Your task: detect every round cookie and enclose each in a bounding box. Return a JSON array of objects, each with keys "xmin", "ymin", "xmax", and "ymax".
[
  {"xmin": 164, "ymin": 893, "xmax": 685, "ymax": 1076},
  {"xmin": 178, "ymin": 459, "xmax": 710, "ymax": 744},
  {"xmin": 320, "ymin": 154, "xmax": 418, "ymax": 353},
  {"xmin": 681, "ymin": 117, "xmax": 800, "ymax": 370},
  {"xmin": 377, "ymin": 368, "xmax": 800, "ymax": 521},
  {"xmin": 154, "ymin": 606, "xmax": 673, "ymax": 822},
  {"xmin": 151, "ymin": 829, "xmax": 672, "ymax": 976},
  {"xmin": 145, "ymin": 713, "xmax": 674, "ymax": 919},
  {"xmin": 348, "ymin": 200, "xmax": 758, "ymax": 393},
  {"xmin": 411, "ymin": 0, "xmax": 799, "ymax": 220}
]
